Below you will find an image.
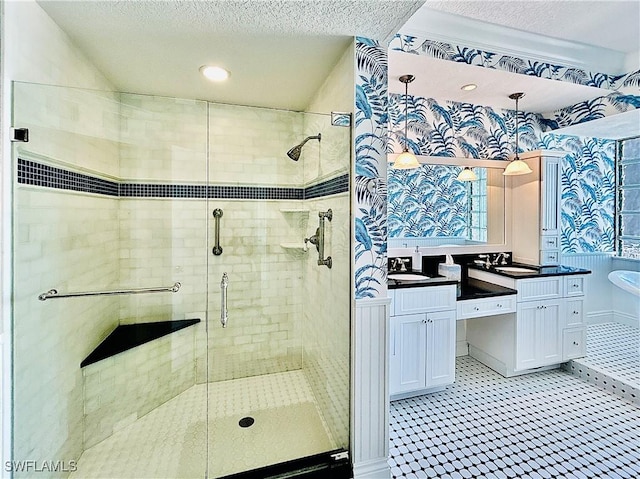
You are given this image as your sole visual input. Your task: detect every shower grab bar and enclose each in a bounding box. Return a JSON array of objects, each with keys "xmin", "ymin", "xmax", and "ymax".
[
  {"xmin": 305, "ymin": 209, "xmax": 333, "ymax": 269},
  {"xmin": 38, "ymin": 282, "xmax": 181, "ymax": 301},
  {"xmin": 220, "ymin": 272, "xmax": 229, "ymax": 328},
  {"xmin": 212, "ymin": 208, "xmax": 223, "ymax": 256}
]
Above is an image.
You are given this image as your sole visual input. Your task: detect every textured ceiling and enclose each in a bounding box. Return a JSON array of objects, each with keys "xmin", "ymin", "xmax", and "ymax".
[
  {"xmin": 37, "ymin": 0, "xmax": 424, "ymax": 110},
  {"xmin": 425, "ymin": 0, "xmax": 640, "ymax": 53}
]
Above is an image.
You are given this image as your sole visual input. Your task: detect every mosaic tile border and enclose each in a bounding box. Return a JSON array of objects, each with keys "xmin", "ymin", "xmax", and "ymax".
[{"xmin": 17, "ymin": 159, "xmax": 348, "ymax": 200}]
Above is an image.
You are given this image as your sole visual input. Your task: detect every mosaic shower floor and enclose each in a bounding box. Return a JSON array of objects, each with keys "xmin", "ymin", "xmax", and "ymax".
[
  {"xmin": 390, "ymin": 356, "xmax": 640, "ymax": 479},
  {"xmin": 71, "ymin": 370, "xmax": 335, "ymax": 479},
  {"xmin": 565, "ymin": 322, "xmax": 639, "ymax": 404}
]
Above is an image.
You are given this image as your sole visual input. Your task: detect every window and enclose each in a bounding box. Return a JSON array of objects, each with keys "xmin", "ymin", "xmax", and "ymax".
[
  {"xmin": 617, "ymin": 136, "xmax": 640, "ymax": 259},
  {"xmin": 467, "ymin": 168, "xmax": 487, "ymax": 242}
]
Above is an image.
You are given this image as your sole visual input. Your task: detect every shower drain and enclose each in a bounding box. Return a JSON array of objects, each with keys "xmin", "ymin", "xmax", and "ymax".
[{"xmin": 238, "ymin": 416, "xmax": 255, "ymax": 428}]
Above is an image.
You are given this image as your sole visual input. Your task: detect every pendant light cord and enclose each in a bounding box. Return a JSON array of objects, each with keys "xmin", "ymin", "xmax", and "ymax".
[
  {"xmin": 514, "ymin": 96, "xmax": 519, "ymax": 160},
  {"xmin": 403, "ymin": 79, "xmax": 409, "ymax": 153}
]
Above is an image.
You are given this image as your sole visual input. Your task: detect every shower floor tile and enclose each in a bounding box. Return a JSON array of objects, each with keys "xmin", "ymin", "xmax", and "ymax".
[
  {"xmin": 71, "ymin": 370, "xmax": 336, "ymax": 479},
  {"xmin": 389, "ymin": 356, "xmax": 640, "ymax": 479}
]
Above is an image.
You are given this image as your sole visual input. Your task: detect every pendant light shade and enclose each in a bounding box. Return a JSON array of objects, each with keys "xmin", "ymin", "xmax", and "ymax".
[
  {"xmin": 392, "ymin": 74, "xmax": 420, "ymax": 170},
  {"xmin": 503, "ymin": 92, "xmax": 533, "ymax": 176},
  {"xmin": 457, "ymin": 167, "xmax": 478, "ymax": 181}
]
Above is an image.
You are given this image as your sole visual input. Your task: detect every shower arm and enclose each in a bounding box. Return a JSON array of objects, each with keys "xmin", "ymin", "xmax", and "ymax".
[{"xmin": 305, "ymin": 209, "xmax": 333, "ymax": 269}]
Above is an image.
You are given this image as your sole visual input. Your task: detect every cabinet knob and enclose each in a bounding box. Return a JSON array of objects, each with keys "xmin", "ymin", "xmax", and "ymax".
[
  {"xmin": 572, "ymin": 284, "xmax": 579, "ymax": 288},
  {"xmin": 573, "ymin": 310, "xmax": 579, "ymax": 315},
  {"xmin": 474, "ymin": 307, "xmax": 480, "ymax": 311},
  {"xmin": 497, "ymin": 304, "xmax": 503, "ymax": 308},
  {"xmin": 573, "ymin": 341, "xmax": 579, "ymax": 346}
]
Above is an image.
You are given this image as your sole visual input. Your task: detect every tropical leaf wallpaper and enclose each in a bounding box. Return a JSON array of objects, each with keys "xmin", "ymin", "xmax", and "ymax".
[
  {"xmin": 390, "ymin": 34, "xmax": 638, "ymax": 91},
  {"xmin": 540, "ymin": 135, "xmax": 616, "ymax": 253},
  {"xmin": 387, "ymin": 92, "xmax": 616, "ymax": 253},
  {"xmin": 388, "ymin": 165, "xmax": 469, "ymax": 238},
  {"xmin": 355, "ymin": 34, "xmax": 632, "ymax": 299},
  {"xmin": 354, "ymin": 37, "xmax": 388, "ymax": 299}
]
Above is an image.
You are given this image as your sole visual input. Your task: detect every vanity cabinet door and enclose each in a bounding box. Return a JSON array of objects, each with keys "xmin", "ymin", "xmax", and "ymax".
[
  {"xmin": 541, "ymin": 155, "xmax": 561, "ymax": 237},
  {"xmin": 516, "ymin": 299, "xmax": 562, "ymax": 370},
  {"xmin": 389, "ymin": 314, "xmax": 427, "ymax": 395},
  {"xmin": 425, "ymin": 310, "xmax": 456, "ymax": 387}
]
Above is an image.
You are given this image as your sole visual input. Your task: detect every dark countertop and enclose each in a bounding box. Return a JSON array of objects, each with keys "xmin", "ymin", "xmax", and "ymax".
[
  {"xmin": 458, "ymin": 278, "xmax": 517, "ymax": 301},
  {"xmin": 388, "ymin": 272, "xmax": 517, "ymax": 300},
  {"xmin": 468, "ymin": 262, "xmax": 591, "ymax": 278},
  {"xmin": 387, "ymin": 272, "xmax": 457, "ymax": 289}
]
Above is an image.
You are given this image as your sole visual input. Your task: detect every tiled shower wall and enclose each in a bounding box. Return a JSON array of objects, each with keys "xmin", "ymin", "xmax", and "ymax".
[
  {"xmin": 13, "ymin": 83, "xmax": 122, "ymax": 475},
  {"xmin": 301, "ymin": 43, "xmax": 353, "ymax": 449},
  {"xmin": 13, "ymin": 78, "xmax": 352, "ymax": 469}
]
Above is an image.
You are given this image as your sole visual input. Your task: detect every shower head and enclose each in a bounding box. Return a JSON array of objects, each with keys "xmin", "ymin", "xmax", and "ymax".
[{"xmin": 287, "ymin": 133, "xmax": 321, "ymax": 161}]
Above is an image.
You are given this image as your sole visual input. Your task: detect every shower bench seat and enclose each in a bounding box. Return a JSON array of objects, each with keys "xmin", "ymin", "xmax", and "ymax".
[{"xmin": 81, "ymin": 319, "xmax": 200, "ymax": 368}]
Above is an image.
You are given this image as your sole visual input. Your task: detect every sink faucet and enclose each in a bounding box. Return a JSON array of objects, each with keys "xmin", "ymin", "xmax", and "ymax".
[
  {"xmin": 478, "ymin": 254, "xmax": 491, "ymax": 268},
  {"xmin": 494, "ymin": 252, "xmax": 510, "ymax": 265},
  {"xmin": 391, "ymin": 258, "xmax": 410, "ymax": 272}
]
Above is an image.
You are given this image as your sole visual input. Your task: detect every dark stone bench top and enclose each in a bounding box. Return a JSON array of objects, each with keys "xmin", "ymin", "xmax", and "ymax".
[{"xmin": 81, "ymin": 319, "xmax": 200, "ymax": 368}]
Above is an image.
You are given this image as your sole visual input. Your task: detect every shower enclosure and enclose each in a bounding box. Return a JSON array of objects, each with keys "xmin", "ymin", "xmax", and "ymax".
[{"xmin": 11, "ymin": 82, "xmax": 351, "ymax": 478}]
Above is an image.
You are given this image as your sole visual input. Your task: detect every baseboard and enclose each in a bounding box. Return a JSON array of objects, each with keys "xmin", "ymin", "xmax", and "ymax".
[
  {"xmin": 352, "ymin": 458, "xmax": 391, "ymax": 479},
  {"xmin": 586, "ymin": 310, "xmax": 615, "ymax": 325},
  {"xmin": 587, "ymin": 310, "xmax": 639, "ymax": 328},
  {"xmin": 613, "ymin": 311, "xmax": 640, "ymax": 328},
  {"xmin": 468, "ymin": 346, "xmax": 509, "ymax": 377},
  {"xmin": 456, "ymin": 340, "xmax": 469, "ymax": 357}
]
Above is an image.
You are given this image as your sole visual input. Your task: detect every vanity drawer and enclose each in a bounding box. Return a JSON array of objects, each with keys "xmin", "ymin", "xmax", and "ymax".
[
  {"xmin": 541, "ymin": 236, "xmax": 559, "ymax": 250},
  {"xmin": 457, "ymin": 295, "xmax": 516, "ymax": 320},
  {"xmin": 564, "ymin": 299, "xmax": 584, "ymax": 328},
  {"xmin": 564, "ymin": 276, "xmax": 585, "ymax": 296},
  {"xmin": 517, "ymin": 276, "xmax": 563, "ymax": 302},
  {"xmin": 563, "ymin": 327, "xmax": 586, "ymax": 360},
  {"xmin": 539, "ymin": 250, "xmax": 559, "ymax": 265},
  {"xmin": 393, "ymin": 285, "xmax": 456, "ymax": 315}
]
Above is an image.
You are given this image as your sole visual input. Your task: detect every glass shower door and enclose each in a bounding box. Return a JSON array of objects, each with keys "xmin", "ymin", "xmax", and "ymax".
[
  {"xmin": 11, "ymin": 83, "xmax": 210, "ymax": 479},
  {"xmin": 205, "ymin": 105, "xmax": 351, "ymax": 477}
]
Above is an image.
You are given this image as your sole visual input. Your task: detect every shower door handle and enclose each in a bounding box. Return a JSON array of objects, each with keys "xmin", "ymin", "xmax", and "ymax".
[
  {"xmin": 212, "ymin": 209, "xmax": 223, "ymax": 255},
  {"xmin": 220, "ymin": 272, "xmax": 228, "ymax": 328}
]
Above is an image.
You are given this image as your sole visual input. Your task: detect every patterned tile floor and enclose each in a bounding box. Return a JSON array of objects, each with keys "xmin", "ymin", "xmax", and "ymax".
[
  {"xmin": 579, "ymin": 323, "xmax": 639, "ymax": 386},
  {"xmin": 71, "ymin": 370, "xmax": 335, "ymax": 479},
  {"xmin": 389, "ymin": 356, "xmax": 640, "ymax": 479}
]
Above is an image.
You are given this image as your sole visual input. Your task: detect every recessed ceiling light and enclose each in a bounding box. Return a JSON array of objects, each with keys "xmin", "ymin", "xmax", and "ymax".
[
  {"xmin": 200, "ymin": 65, "xmax": 230, "ymax": 82},
  {"xmin": 461, "ymin": 83, "xmax": 477, "ymax": 91}
]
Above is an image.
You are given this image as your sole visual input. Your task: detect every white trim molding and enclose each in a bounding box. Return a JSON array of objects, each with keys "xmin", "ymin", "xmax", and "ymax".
[{"xmin": 352, "ymin": 298, "xmax": 391, "ymax": 479}]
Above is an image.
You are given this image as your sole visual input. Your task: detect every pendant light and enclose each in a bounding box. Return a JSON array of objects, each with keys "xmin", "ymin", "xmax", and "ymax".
[
  {"xmin": 457, "ymin": 167, "xmax": 477, "ymax": 181},
  {"xmin": 503, "ymin": 92, "xmax": 533, "ymax": 176},
  {"xmin": 392, "ymin": 74, "xmax": 420, "ymax": 169}
]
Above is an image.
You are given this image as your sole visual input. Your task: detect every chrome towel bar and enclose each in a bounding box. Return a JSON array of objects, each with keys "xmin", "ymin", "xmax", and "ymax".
[{"xmin": 38, "ymin": 282, "xmax": 181, "ymax": 301}]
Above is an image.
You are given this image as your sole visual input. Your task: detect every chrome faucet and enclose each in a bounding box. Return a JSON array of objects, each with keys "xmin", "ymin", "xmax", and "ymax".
[
  {"xmin": 494, "ymin": 252, "xmax": 510, "ymax": 265},
  {"xmin": 478, "ymin": 254, "xmax": 491, "ymax": 268},
  {"xmin": 391, "ymin": 258, "xmax": 410, "ymax": 272}
]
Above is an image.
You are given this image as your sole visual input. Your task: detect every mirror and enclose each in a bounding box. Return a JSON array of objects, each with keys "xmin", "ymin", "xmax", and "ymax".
[{"xmin": 387, "ymin": 155, "xmax": 508, "ymax": 254}]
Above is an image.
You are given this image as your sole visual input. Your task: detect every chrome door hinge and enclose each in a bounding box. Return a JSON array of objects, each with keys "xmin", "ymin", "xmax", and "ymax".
[
  {"xmin": 10, "ymin": 128, "xmax": 29, "ymax": 142},
  {"xmin": 330, "ymin": 451, "xmax": 349, "ymax": 462}
]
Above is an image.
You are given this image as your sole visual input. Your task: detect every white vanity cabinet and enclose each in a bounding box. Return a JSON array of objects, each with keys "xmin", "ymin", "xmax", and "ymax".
[
  {"xmin": 389, "ymin": 285, "xmax": 456, "ymax": 399},
  {"xmin": 509, "ymin": 150, "xmax": 564, "ymax": 266},
  {"xmin": 467, "ymin": 269, "xmax": 588, "ymax": 376}
]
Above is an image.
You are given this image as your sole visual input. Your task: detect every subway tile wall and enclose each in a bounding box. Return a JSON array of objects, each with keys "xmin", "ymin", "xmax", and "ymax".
[
  {"xmin": 302, "ymin": 194, "xmax": 351, "ymax": 449},
  {"xmin": 82, "ymin": 326, "xmax": 196, "ymax": 448},
  {"xmin": 13, "ymin": 189, "xmax": 120, "ymax": 476},
  {"xmin": 13, "ymin": 82, "xmax": 351, "ymax": 467}
]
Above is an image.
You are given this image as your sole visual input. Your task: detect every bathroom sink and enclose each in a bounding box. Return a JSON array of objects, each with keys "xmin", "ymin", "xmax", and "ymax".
[
  {"xmin": 494, "ymin": 266, "xmax": 538, "ymax": 273},
  {"xmin": 388, "ymin": 273, "xmax": 430, "ymax": 281}
]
